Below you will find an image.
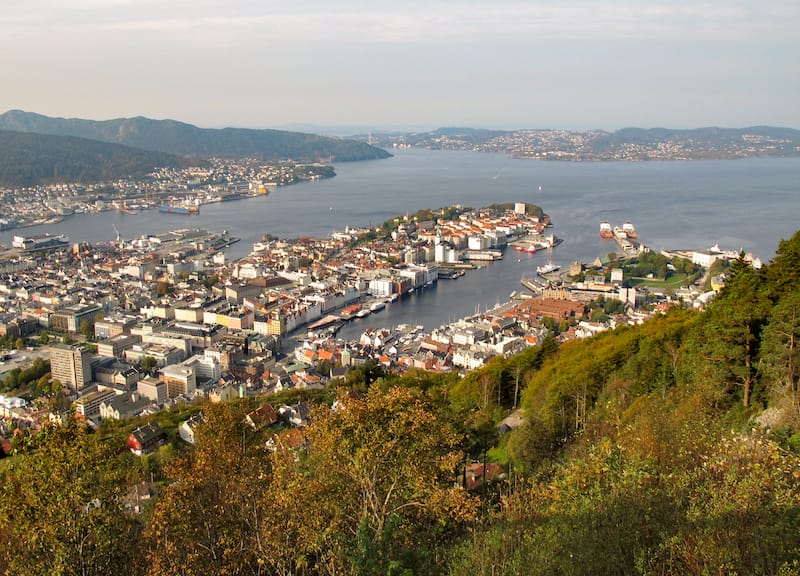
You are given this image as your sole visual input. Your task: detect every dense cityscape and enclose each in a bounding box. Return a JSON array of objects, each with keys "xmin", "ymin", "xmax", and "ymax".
[{"xmin": 0, "ymin": 189, "xmax": 748, "ymax": 435}]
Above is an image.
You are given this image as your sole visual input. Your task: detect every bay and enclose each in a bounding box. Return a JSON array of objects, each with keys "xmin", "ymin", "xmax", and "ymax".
[{"xmin": 3, "ymin": 149, "xmax": 799, "ymax": 337}]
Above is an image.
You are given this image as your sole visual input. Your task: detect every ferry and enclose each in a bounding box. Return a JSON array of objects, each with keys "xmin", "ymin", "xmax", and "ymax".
[
  {"xmin": 537, "ymin": 262, "xmax": 561, "ymax": 275},
  {"xmin": 159, "ymin": 204, "xmax": 200, "ymax": 215},
  {"xmin": 623, "ymin": 221, "xmax": 638, "ymax": 239},
  {"xmin": 600, "ymin": 221, "xmax": 614, "ymax": 239}
]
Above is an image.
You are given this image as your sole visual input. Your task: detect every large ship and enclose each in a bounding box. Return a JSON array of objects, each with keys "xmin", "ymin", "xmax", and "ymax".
[
  {"xmin": 622, "ymin": 221, "xmax": 638, "ymax": 239},
  {"xmin": 12, "ymin": 233, "xmax": 69, "ymax": 252},
  {"xmin": 600, "ymin": 221, "xmax": 614, "ymax": 239},
  {"xmin": 159, "ymin": 204, "xmax": 200, "ymax": 215}
]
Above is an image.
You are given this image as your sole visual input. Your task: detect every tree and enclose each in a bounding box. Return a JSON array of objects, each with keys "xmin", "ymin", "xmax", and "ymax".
[
  {"xmin": 38, "ymin": 331, "xmax": 49, "ymax": 345},
  {"xmin": 80, "ymin": 319, "xmax": 94, "ymax": 341},
  {"xmin": 14, "ymin": 337, "xmax": 24, "ymax": 350},
  {"xmin": 144, "ymin": 401, "xmax": 268, "ymax": 575},
  {"xmin": 761, "ymin": 291, "xmax": 800, "ymax": 403},
  {"xmin": 700, "ymin": 258, "xmax": 770, "ymax": 407},
  {"xmin": 259, "ymin": 387, "xmax": 478, "ymax": 575},
  {"xmin": 0, "ymin": 422, "xmax": 143, "ymax": 575},
  {"xmin": 139, "ymin": 356, "xmax": 158, "ymax": 374}
]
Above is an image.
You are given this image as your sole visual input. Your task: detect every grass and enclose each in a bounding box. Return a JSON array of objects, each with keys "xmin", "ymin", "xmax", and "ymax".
[{"xmin": 628, "ymin": 273, "xmax": 692, "ymax": 289}]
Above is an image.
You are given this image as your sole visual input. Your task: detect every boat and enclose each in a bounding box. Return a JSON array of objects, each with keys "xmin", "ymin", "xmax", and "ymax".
[
  {"xmin": 355, "ymin": 309, "xmax": 371, "ymax": 318},
  {"xmin": 513, "ymin": 245, "xmax": 525, "ymax": 252},
  {"xmin": 623, "ymin": 221, "xmax": 638, "ymax": 239},
  {"xmin": 159, "ymin": 205, "xmax": 200, "ymax": 215},
  {"xmin": 537, "ymin": 262, "xmax": 561, "ymax": 275},
  {"xmin": 340, "ymin": 304, "xmax": 362, "ymax": 320},
  {"xmin": 524, "ymin": 246, "xmax": 537, "ymax": 253},
  {"xmin": 12, "ymin": 233, "xmax": 69, "ymax": 252},
  {"xmin": 600, "ymin": 221, "xmax": 614, "ymax": 239},
  {"xmin": 465, "ymin": 250, "xmax": 503, "ymax": 261},
  {"xmin": 369, "ymin": 301, "xmax": 386, "ymax": 313}
]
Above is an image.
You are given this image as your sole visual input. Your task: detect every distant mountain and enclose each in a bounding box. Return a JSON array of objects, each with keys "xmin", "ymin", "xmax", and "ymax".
[
  {"xmin": 0, "ymin": 110, "xmax": 392, "ymax": 162},
  {"xmin": 0, "ymin": 129, "xmax": 199, "ymax": 187}
]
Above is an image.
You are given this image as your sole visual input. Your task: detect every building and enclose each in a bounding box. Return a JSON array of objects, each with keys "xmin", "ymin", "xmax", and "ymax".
[
  {"xmin": 126, "ymin": 422, "xmax": 165, "ymax": 456},
  {"xmin": 137, "ymin": 377, "xmax": 167, "ymax": 405},
  {"xmin": 74, "ymin": 388, "xmax": 117, "ymax": 418},
  {"xmin": 99, "ymin": 392, "xmax": 152, "ymax": 421},
  {"xmin": 94, "ymin": 316, "xmax": 137, "ymax": 339},
  {"xmin": 48, "ymin": 343, "xmax": 93, "ymax": 389},
  {"xmin": 159, "ymin": 364, "xmax": 197, "ymax": 399},
  {"xmin": 96, "ymin": 333, "xmax": 142, "ymax": 358},
  {"xmin": 49, "ymin": 303, "xmax": 102, "ymax": 334}
]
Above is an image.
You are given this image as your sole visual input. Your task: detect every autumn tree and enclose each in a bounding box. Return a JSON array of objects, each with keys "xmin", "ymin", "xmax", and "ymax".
[
  {"xmin": 144, "ymin": 401, "xmax": 270, "ymax": 575},
  {"xmin": 0, "ymin": 422, "xmax": 143, "ymax": 576},
  {"xmin": 260, "ymin": 386, "xmax": 478, "ymax": 575}
]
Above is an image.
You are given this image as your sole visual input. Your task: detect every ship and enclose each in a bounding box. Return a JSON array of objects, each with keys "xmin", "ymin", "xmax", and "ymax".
[
  {"xmin": 537, "ymin": 262, "xmax": 561, "ymax": 276},
  {"xmin": 159, "ymin": 204, "xmax": 200, "ymax": 215},
  {"xmin": 600, "ymin": 221, "xmax": 614, "ymax": 239},
  {"xmin": 12, "ymin": 233, "xmax": 69, "ymax": 252},
  {"xmin": 623, "ymin": 221, "xmax": 638, "ymax": 239},
  {"xmin": 340, "ymin": 304, "xmax": 362, "ymax": 320}
]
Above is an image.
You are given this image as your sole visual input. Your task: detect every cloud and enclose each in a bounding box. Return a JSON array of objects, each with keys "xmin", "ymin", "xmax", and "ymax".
[{"xmin": 5, "ymin": 0, "xmax": 799, "ymax": 44}]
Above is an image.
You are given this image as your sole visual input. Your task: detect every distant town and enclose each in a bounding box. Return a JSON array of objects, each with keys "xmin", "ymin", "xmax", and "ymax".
[
  {"xmin": 364, "ymin": 126, "xmax": 800, "ymax": 161},
  {"xmin": 0, "ymin": 197, "xmax": 752, "ymax": 443},
  {"xmin": 0, "ymin": 158, "xmax": 334, "ymax": 231}
]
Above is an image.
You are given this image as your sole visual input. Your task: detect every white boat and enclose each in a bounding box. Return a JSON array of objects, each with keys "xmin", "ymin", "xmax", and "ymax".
[{"xmin": 537, "ymin": 262, "xmax": 561, "ymax": 275}]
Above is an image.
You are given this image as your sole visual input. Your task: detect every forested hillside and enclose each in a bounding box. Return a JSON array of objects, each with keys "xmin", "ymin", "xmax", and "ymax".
[
  {"xmin": 0, "ymin": 130, "xmax": 198, "ymax": 186},
  {"xmin": 2, "ymin": 231, "xmax": 799, "ymax": 575},
  {"xmin": 0, "ymin": 110, "xmax": 392, "ymax": 162}
]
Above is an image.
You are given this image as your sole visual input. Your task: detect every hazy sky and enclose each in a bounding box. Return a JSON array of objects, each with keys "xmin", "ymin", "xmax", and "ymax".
[{"xmin": 3, "ymin": 0, "xmax": 799, "ymax": 130}]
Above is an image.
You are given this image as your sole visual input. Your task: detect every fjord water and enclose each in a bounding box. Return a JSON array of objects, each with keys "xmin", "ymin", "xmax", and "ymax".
[{"xmin": 4, "ymin": 149, "xmax": 799, "ymax": 334}]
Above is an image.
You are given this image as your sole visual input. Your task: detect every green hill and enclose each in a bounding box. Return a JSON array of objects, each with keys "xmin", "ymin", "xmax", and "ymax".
[
  {"xmin": 0, "ymin": 110, "xmax": 392, "ymax": 162},
  {"xmin": 0, "ymin": 129, "xmax": 199, "ymax": 186}
]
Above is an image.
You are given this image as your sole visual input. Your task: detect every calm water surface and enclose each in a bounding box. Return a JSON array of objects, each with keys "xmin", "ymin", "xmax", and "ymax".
[{"xmin": 4, "ymin": 149, "xmax": 798, "ymax": 335}]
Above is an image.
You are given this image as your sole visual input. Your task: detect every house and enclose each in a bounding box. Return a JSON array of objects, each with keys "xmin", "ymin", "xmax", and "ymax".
[
  {"xmin": 244, "ymin": 403, "xmax": 277, "ymax": 431},
  {"xmin": 463, "ymin": 462, "xmax": 505, "ymax": 490},
  {"xmin": 126, "ymin": 422, "xmax": 166, "ymax": 456},
  {"xmin": 178, "ymin": 413, "xmax": 206, "ymax": 444}
]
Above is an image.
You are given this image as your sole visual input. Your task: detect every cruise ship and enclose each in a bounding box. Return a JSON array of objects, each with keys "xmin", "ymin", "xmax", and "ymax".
[{"xmin": 12, "ymin": 233, "xmax": 69, "ymax": 252}]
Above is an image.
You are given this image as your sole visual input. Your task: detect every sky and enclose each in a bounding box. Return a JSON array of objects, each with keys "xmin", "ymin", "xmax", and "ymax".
[{"xmin": 2, "ymin": 0, "xmax": 799, "ymax": 131}]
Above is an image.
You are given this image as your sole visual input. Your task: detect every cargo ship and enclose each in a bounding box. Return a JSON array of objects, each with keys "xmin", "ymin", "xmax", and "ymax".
[
  {"xmin": 159, "ymin": 205, "xmax": 200, "ymax": 215},
  {"xmin": 600, "ymin": 221, "xmax": 614, "ymax": 239}
]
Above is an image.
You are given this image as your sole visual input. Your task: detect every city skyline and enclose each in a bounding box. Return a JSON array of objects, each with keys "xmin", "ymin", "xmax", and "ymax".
[{"xmin": 3, "ymin": 0, "xmax": 799, "ymax": 131}]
